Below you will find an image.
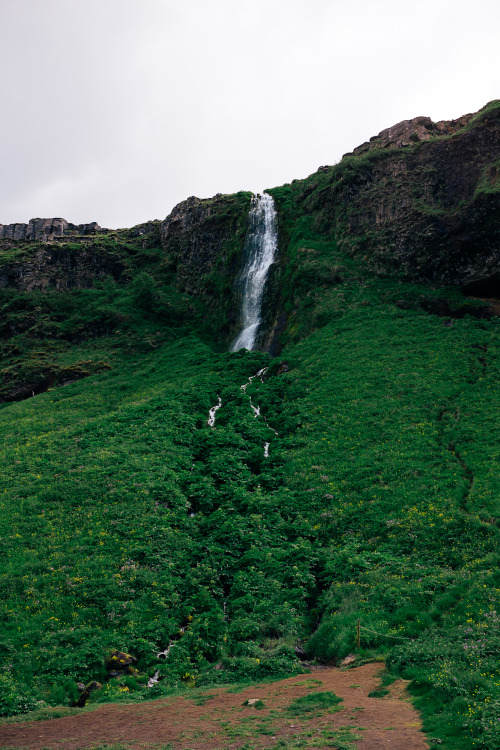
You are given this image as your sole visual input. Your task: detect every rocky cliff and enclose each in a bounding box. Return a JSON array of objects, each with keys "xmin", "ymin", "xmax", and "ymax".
[
  {"xmin": 0, "ymin": 218, "xmax": 103, "ymax": 242},
  {"xmin": 0, "ymin": 244, "xmax": 126, "ymax": 293},
  {"xmin": 345, "ymin": 111, "xmax": 474, "ymax": 158},
  {"xmin": 289, "ymin": 100, "xmax": 500, "ymax": 293},
  {"xmin": 0, "ymin": 221, "xmax": 163, "ymax": 292},
  {"xmin": 1, "ymin": 101, "xmax": 499, "ymax": 337},
  {"xmin": 160, "ymin": 191, "xmax": 252, "ymax": 333}
]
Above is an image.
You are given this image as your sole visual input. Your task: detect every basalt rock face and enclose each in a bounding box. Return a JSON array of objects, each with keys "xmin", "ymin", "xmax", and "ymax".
[
  {"xmin": 0, "ymin": 245, "xmax": 125, "ymax": 292},
  {"xmin": 297, "ymin": 101, "xmax": 500, "ymax": 292},
  {"xmin": 0, "ymin": 218, "xmax": 103, "ymax": 242},
  {"xmin": 0, "ymin": 217, "xmax": 121, "ymax": 291},
  {"xmin": 161, "ymin": 191, "xmax": 252, "ymax": 333},
  {"xmin": 0, "ymin": 220, "xmax": 163, "ymax": 293},
  {"xmin": 346, "ymin": 112, "xmax": 475, "ymax": 158},
  {"xmin": 161, "ymin": 193, "xmax": 251, "ymax": 292}
]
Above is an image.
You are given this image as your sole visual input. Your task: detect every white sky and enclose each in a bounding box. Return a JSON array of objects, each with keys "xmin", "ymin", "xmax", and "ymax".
[{"xmin": 1, "ymin": 0, "xmax": 499, "ymax": 228}]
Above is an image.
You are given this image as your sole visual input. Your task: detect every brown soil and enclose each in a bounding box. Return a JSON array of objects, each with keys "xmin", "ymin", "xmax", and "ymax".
[{"xmin": 0, "ymin": 663, "xmax": 429, "ymax": 750}]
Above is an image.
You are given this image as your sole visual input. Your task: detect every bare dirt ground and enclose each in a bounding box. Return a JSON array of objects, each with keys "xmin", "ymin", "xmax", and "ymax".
[{"xmin": 0, "ymin": 663, "xmax": 429, "ymax": 750}]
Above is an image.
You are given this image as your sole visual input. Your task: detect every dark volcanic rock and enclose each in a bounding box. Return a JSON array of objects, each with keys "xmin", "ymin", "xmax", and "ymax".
[
  {"xmin": 345, "ymin": 112, "xmax": 474, "ymax": 159},
  {"xmin": 0, "ymin": 245, "xmax": 125, "ymax": 292},
  {"xmin": 106, "ymin": 649, "xmax": 137, "ymax": 676},
  {"xmin": 0, "ymin": 218, "xmax": 120, "ymax": 292},
  {"xmin": 26, "ymin": 218, "xmax": 68, "ymax": 240},
  {"xmin": 77, "ymin": 681, "xmax": 102, "ymax": 708},
  {"xmin": 160, "ymin": 191, "xmax": 251, "ymax": 335},
  {"xmin": 0, "ymin": 218, "xmax": 104, "ymax": 242},
  {"xmin": 161, "ymin": 193, "xmax": 251, "ymax": 294},
  {"xmin": 0, "ymin": 223, "xmax": 28, "ymax": 240},
  {"xmin": 306, "ymin": 101, "xmax": 500, "ymax": 289}
]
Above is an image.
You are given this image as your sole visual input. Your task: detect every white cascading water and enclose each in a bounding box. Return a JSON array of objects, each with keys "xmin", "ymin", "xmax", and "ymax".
[
  {"xmin": 231, "ymin": 193, "xmax": 278, "ymax": 352},
  {"xmin": 207, "ymin": 397, "xmax": 222, "ymax": 427},
  {"xmin": 240, "ymin": 367, "xmax": 278, "ymax": 454},
  {"xmin": 207, "ymin": 367, "xmax": 277, "ymax": 455}
]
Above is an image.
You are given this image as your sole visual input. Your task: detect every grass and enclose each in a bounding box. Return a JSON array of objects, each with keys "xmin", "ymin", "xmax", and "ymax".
[
  {"xmin": 0, "ymin": 705, "xmax": 88, "ymax": 724},
  {"xmin": 0, "ymin": 269, "xmax": 498, "ymax": 747},
  {"xmin": 264, "ymin": 728, "xmax": 361, "ymax": 749},
  {"xmin": 287, "ymin": 691, "xmax": 343, "ymax": 716},
  {"xmin": 243, "ymin": 699, "xmax": 266, "ymax": 709},
  {"xmin": 0, "ymin": 110, "xmax": 498, "ymax": 748}
]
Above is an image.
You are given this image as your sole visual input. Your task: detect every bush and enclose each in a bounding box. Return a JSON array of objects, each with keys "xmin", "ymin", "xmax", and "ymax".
[
  {"xmin": 131, "ymin": 272, "xmax": 157, "ymax": 312},
  {"xmin": 0, "ymin": 674, "xmax": 38, "ymax": 716},
  {"xmin": 305, "ymin": 612, "xmax": 362, "ymax": 663}
]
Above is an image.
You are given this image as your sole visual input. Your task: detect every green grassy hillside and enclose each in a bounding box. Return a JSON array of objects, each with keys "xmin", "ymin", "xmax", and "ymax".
[
  {"xmin": 0, "ymin": 214, "xmax": 498, "ymax": 749},
  {"xmin": 1, "ymin": 106, "xmax": 499, "ymax": 747}
]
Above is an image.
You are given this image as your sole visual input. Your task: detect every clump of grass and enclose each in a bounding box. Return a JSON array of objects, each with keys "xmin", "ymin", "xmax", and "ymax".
[
  {"xmin": 266, "ymin": 726, "xmax": 360, "ymax": 749},
  {"xmin": 287, "ymin": 691, "xmax": 343, "ymax": 715},
  {"xmin": 243, "ymin": 698, "xmax": 266, "ymax": 709},
  {"xmin": 291, "ymin": 679, "xmax": 322, "ymax": 688},
  {"xmin": 185, "ymin": 691, "xmax": 215, "ymax": 706}
]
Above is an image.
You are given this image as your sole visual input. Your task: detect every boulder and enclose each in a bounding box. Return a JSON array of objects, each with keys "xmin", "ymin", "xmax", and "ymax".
[
  {"xmin": 340, "ymin": 654, "xmax": 357, "ymax": 667},
  {"xmin": 77, "ymin": 680, "xmax": 101, "ymax": 707},
  {"xmin": 106, "ymin": 649, "xmax": 137, "ymax": 676}
]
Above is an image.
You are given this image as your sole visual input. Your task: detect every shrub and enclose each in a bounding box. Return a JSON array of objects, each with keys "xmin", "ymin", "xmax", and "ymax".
[{"xmin": 0, "ymin": 674, "xmax": 38, "ymax": 716}]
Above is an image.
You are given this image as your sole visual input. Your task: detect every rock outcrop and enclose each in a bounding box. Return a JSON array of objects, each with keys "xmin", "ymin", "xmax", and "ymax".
[
  {"xmin": 345, "ymin": 112, "xmax": 474, "ymax": 159},
  {"xmin": 0, "ymin": 245, "xmax": 125, "ymax": 292},
  {"xmin": 0, "ymin": 218, "xmax": 103, "ymax": 242},
  {"xmin": 106, "ymin": 649, "xmax": 137, "ymax": 677},
  {"xmin": 76, "ymin": 681, "xmax": 102, "ymax": 708},
  {"xmin": 298, "ymin": 101, "xmax": 500, "ymax": 290},
  {"xmin": 161, "ymin": 192, "xmax": 251, "ymax": 292},
  {"xmin": 161, "ymin": 191, "xmax": 252, "ymax": 333},
  {"xmin": 0, "ymin": 221, "xmax": 163, "ymax": 293}
]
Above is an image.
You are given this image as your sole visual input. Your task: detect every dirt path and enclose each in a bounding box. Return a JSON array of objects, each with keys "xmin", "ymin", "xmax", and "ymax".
[{"xmin": 0, "ymin": 663, "xmax": 429, "ymax": 750}]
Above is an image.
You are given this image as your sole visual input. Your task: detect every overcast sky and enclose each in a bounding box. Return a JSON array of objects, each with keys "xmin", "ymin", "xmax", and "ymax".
[{"xmin": 1, "ymin": 0, "xmax": 499, "ymax": 228}]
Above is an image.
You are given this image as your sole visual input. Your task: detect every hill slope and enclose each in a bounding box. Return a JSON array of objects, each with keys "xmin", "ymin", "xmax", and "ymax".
[{"xmin": 0, "ymin": 102, "xmax": 499, "ymax": 750}]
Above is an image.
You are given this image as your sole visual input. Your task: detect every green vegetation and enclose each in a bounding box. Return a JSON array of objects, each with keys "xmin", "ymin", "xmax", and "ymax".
[
  {"xmin": 1, "ymin": 243, "xmax": 497, "ymax": 746},
  {"xmin": 0, "ymin": 120, "xmax": 499, "ymax": 749},
  {"xmin": 287, "ymin": 691, "xmax": 343, "ymax": 715},
  {"xmin": 268, "ymin": 99, "xmax": 500, "ymax": 290},
  {"xmin": 243, "ymin": 698, "xmax": 266, "ymax": 709}
]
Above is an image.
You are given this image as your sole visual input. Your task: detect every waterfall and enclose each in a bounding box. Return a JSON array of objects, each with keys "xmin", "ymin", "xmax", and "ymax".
[{"xmin": 231, "ymin": 193, "xmax": 278, "ymax": 352}]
